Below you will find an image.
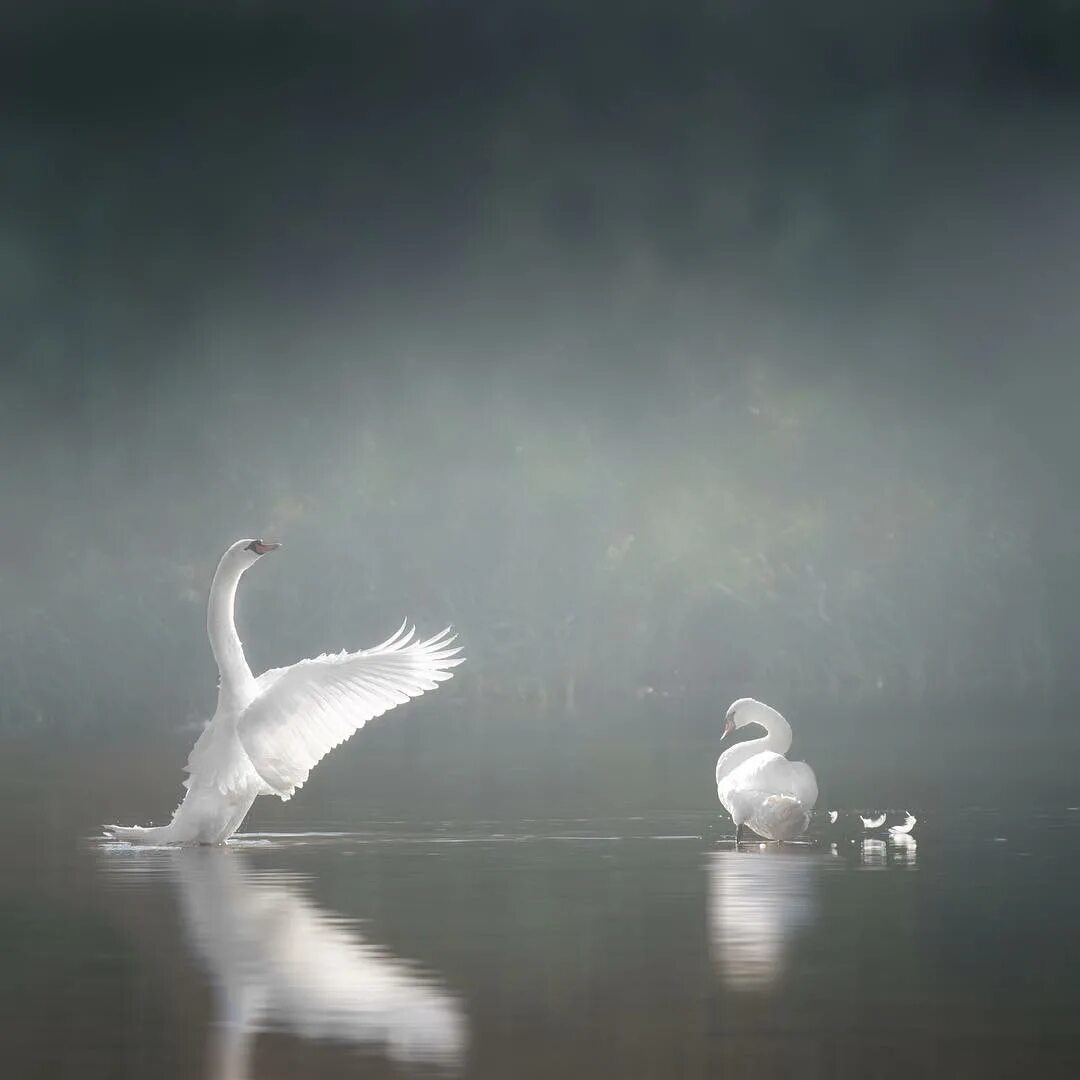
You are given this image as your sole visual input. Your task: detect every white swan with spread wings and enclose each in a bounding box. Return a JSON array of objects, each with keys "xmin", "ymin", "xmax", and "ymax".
[{"xmin": 105, "ymin": 539, "xmax": 463, "ymax": 844}]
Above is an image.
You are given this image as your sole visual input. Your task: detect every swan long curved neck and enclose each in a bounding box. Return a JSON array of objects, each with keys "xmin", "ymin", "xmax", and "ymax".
[
  {"xmin": 754, "ymin": 708, "xmax": 792, "ymax": 755},
  {"xmin": 716, "ymin": 704, "xmax": 793, "ymax": 782},
  {"xmin": 207, "ymin": 557, "xmax": 255, "ymax": 704}
]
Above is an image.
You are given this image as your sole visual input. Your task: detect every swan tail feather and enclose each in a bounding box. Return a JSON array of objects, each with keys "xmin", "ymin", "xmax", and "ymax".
[{"xmin": 751, "ymin": 794, "xmax": 811, "ymax": 841}]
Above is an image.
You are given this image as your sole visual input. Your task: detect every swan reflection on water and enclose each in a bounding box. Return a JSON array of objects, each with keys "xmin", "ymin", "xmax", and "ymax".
[
  {"xmin": 889, "ymin": 833, "xmax": 917, "ymax": 865},
  {"xmin": 707, "ymin": 847, "xmax": 820, "ymax": 991},
  {"xmin": 858, "ymin": 834, "xmax": 917, "ymax": 869},
  {"xmin": 861, "ymin": 838, "xmax": 888, "ymax": 867},
  {"xmin": 174, "ymin": 848, "xmax": 468, "ymax": 1079}
]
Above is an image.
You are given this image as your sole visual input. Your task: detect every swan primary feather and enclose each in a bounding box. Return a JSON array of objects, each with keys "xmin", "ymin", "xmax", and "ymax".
[{"xmin": 105, "ymin": 539, "xmax": 463, "ymax": 844}]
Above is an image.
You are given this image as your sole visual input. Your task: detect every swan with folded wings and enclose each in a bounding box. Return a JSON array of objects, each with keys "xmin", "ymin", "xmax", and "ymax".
[
  {"xmin": 105, "ymin": 539, "xmax": 463, "ymax": 844},
  {"xmin": 716, "ymin": 698, "xmax": 818, "ymax": 843}
]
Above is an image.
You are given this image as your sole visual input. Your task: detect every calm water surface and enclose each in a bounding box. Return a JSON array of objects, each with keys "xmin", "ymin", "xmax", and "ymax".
[{"xmin": 3, "ymin": 810, "xmax": 1079, "ymax": 1079}]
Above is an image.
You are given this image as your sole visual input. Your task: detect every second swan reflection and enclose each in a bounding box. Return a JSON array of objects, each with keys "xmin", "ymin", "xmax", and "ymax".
[
  {"xmin": 707, "ymin": 848, "xmax": 820, "ymax": 991},
  {"xmin": 708, "ymin": 834, "xmax": 920, "ymax": 990},
  {"xmin": 175, "ymin": 848, "xmax": 468, "ymax": 1079}
]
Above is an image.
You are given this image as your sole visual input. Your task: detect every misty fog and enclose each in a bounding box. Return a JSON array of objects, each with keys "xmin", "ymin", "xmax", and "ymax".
[{"xmin": 3, "ymin": 2, "xmax": 1080, "ymax": 822}]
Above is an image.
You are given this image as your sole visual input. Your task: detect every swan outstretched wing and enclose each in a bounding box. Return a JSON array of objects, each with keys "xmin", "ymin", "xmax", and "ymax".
[{"xmin": 237, "ymin": 623, "xmax": 463, "ymax": 799}]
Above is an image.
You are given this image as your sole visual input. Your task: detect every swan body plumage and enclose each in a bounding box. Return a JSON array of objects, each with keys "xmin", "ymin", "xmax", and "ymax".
[
  {"xmin": 105, "ymin": 539, "xmax": 463, "ymax": 845},
  {"xmin": 715, "ymin": 698, "xmax": 818, "ymax": 842}
]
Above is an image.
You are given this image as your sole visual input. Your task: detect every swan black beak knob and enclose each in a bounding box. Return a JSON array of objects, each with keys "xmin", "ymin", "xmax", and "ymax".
[{"xmin": 246, "ymin": 540, "xmax": 282, "ymax": 556}]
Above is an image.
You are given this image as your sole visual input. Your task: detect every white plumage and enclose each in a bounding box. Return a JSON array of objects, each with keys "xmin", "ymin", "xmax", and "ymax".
[
  {"xmin": 889, "ymin": 812, "xmax": 917, "ymax": 835},
  {"xmin": 105, "ymin": 539, "xmax": 463, "ymax": 844},
  {"xmin": 716, "ymin": 698, "xmax": 818, "ymax": 842},
  {"xmin": 237, "ymin": 622, "xmax": 460, "ymax": 800},
  {"xmin": 860, "ymin": 812, "xmax": 887, "ymax": 830}
]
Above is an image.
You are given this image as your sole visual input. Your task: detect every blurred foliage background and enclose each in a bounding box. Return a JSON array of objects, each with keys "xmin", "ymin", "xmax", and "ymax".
[{"xmin": 2, "ymin": 1, "xmax": 1080, "ymax": 819}]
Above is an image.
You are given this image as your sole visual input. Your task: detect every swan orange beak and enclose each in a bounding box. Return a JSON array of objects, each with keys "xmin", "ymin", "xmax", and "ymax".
[
  {"xmin": 252, "ymin": 541, "xmax": 281, "ymax": 555},
  {"xmin": 722, "ymin": 716, "xmax": 736, "ymax": 740}
]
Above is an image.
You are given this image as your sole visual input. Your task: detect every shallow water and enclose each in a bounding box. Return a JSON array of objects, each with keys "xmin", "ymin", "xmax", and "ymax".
[{"xmin": 3, "ymin": 811, "xmax": 1080, "ymax": 1079}]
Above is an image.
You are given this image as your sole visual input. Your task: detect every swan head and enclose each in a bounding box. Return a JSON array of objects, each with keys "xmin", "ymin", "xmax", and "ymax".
[
  {"xmin": 722, "ymin": 697, "xmax": 782, "ymax": 739},
  {"xmin": 219, "ymin": 538, "xmax": 282, "ymax": 574}
]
